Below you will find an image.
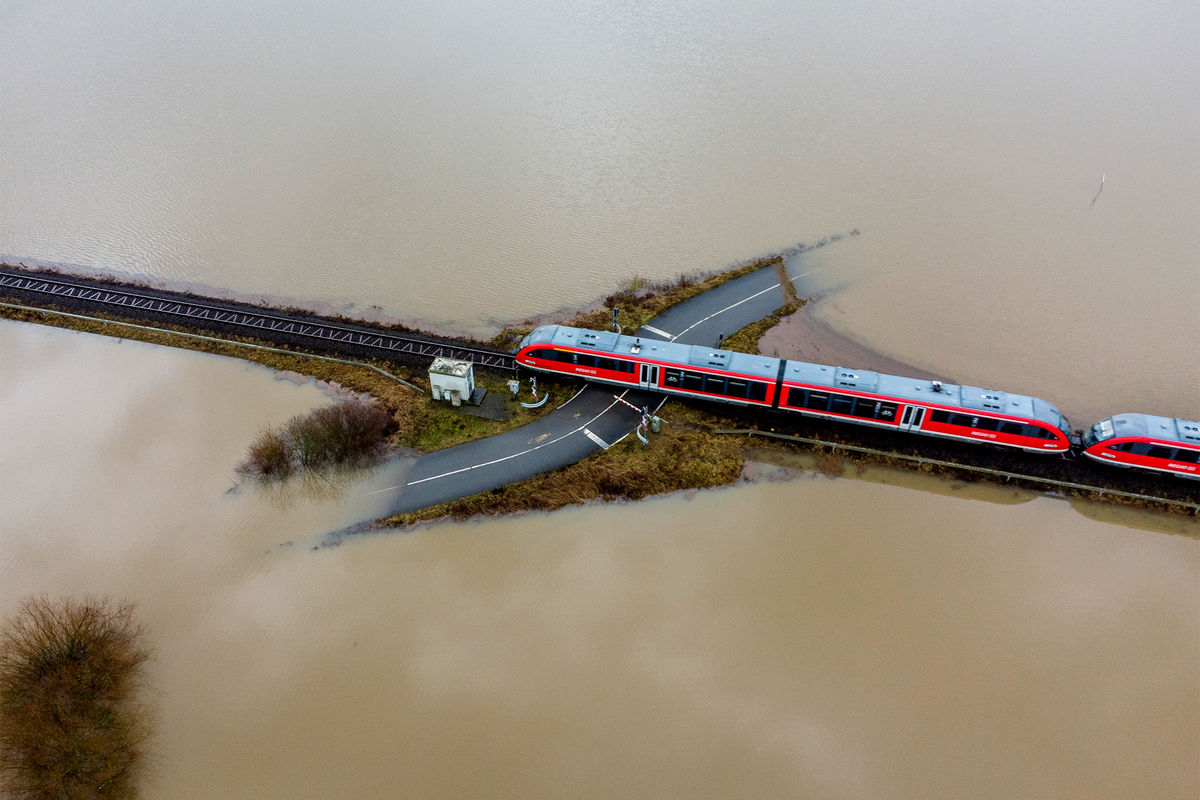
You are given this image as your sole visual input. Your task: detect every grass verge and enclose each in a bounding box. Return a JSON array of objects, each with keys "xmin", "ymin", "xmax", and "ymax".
[
  {"xmin": 0, "ymin": 254, "xmax": 850, "ymax": 524},
  {"xmin": 380, "ymin": 402, "xmax": 744, "ymax": 526}
]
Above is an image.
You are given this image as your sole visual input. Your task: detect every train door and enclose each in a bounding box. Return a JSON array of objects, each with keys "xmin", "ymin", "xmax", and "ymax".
[
  {"xmin": 639, "ymin": 364, "xmax": 659, "ymax": 390},
  {"xmin": 901, "ymin": 405, "xmax": 926, "ymax": 432}
]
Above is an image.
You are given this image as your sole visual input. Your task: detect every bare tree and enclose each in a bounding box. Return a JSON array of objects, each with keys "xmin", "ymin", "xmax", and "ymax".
[{"xmin": 0, "ymin": 596, "xmax": 152, "ymax": 799}]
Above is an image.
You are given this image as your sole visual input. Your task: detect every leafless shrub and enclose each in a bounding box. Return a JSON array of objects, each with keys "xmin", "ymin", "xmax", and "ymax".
[
  {"xmin": 237, "ymin": 427, "xmax": 296, "ymax": 479},
  {"xmin": 0, "ymin": 595, "xmax": 152, "ymax": 799},
  {"xmin": 238, "ymin": 397, "xmax": 393, "ymax": 481}
]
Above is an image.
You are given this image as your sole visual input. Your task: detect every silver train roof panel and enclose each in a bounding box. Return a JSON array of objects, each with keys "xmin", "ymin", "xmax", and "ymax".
[
  {"xmin": 531, "ymin": 325, "xmax": 1068, "ymax": 426},
  {"xmin": 1104, "ymin": 413, "xmax": 1200, "ymax": 444}
]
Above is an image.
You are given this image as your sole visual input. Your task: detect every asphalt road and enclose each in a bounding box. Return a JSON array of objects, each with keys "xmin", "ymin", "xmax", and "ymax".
[{"xmin": 383, "ymin": 261, "xmax": 798, "ymax": 515}]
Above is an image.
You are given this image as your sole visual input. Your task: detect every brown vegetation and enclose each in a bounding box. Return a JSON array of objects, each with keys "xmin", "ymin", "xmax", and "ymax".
[
  {"xmin": 489, "ymin": 256, "xmax": 784, "ymax": 348},
  {"xmin": 381, "ymin": 403, "xmax": 745, "ymax": 526},
  {"xmin": 0, "ymin": 595, "xmax": 152, "ymax": 800},
  {"xmin": 237, "ymin": 397, "xmax": 393, "ymax": 481}
]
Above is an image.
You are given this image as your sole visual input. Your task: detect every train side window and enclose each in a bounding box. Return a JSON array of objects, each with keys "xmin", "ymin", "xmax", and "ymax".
[
  {"xmin": 784, "ymin": 387, "xmax": 804, "ymax": 407},
  {"xmin": 663, "ymin": 369, "xmax": 682, "ymax": 387},
  {"xmin": 876, "ymin": 402, "xmax": 897, "ymax": 421},
  {"xmin": 747, "ymin": 382, "xmax": 767, "ymax": 402},
  {"xmin": 929, "ymin": 410, "xmax": 950, "ymax": 424},
  {"xmin": 999, "ymin": 421, "xmax": 1023, "ymax": 435},
  {"xmin": 805, "ymin": 392, "xmax": 830, "ymax": 411},
  {"xmin": 949, "ymin": 413, "xmax": 973, "ymax": 427},
  {"xmin": 682, "ymin": 372, "xmax": 704, "ymax": 391},
  {"xmin": 577, "ymin": 353, "xmax": 597, "ymax": 368},
  {"xmin": 726, "ymin": 379, "xmax": 749, "ymax": 398},
  {"xmin": 595, "ymin": 358, "xmax": 614, "ymax": 371},
  {"xmin": 973, "ymin": 417, "xmax": 999, "ymax": 431},
  {"xmin": 1147, "ymin": 445, "xmax": 1173, "ymax": 460},
  {"xmin": 829, "ymin": 395, "xmax": 854, "ymax": 415},
  {"xmin": 851, "ymin": 399, "xmax": 877, "ymax": 419},
  {"xmin": 702, "ymin": 375, "xmax": 726, "ymax": 394},
  {"xmin": 1173, "ymin": 449, "xmax": 1200, "ymax": 463}
]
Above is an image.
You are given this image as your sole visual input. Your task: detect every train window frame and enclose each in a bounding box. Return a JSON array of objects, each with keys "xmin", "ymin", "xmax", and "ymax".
[
  {"xmin": 829, "ymin": 395, "xmax": 854, "ymax": 415},
  {"xmin": 804, "ymin": 392, "xmax": 830, "ymax": 411},
  {"xmin": 726, "ymin": 378, "xmax": 749, "ymax": 398}
]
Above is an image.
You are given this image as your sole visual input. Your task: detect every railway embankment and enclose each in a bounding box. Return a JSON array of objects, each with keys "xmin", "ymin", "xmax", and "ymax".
[{"xmin": 2, "ymin": 257, "xmax": 1196, "ymax": 525}]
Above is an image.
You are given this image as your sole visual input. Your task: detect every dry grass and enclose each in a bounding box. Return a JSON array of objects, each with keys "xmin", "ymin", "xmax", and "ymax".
[
  {"xmin": 0, "ymin": 596, "xmax": 152, "ymax": 800},
  {"xmin": 489, "ymin": 255, "xmax": 784, "ymax": 347},
  {"xmin": 381, "ymin": 403, "xmax": 745, "ymax": 526}
]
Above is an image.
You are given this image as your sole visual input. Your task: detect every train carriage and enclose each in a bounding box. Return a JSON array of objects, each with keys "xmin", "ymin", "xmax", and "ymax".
[
  {"xmin": 1082, "ymin": 414, "xmax": 1200, "ymax": 480},
  {"xmin": 516, "ymin": 325, "xmax": 1072, "ymax": 454},
  {"xmin": 776, "ymin": 363, "xmax": 1071, "ymax": 453}
]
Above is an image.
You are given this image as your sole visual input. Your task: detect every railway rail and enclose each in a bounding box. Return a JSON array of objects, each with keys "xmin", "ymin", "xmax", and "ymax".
[{"xmin": 0, "ymin": 266, "xmax": 516, "ymax": 371}]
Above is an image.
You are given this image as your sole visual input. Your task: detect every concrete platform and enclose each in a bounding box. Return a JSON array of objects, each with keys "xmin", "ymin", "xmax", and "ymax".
[{"xmin": 438, "ymin": 388, "xmax": 512, "ymax": 422}]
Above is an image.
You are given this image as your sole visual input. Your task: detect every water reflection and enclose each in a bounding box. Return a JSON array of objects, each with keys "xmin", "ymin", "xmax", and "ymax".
[
  {"xmin": 239, "ymin": 458, "xmax": 416, "ymax": 510},
  {"xmin": 744, "ymin": 446, "xmax": 1199, "ymax": 537},
  {"xmin": 1, "ymin": 321, "xmax": 1197, "ymax": 798}
]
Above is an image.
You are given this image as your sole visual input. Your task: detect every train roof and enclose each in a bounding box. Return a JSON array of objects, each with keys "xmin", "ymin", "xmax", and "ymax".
[
  {"xmin": 530, "ymin": 324, "xmax": 782, "ymax": 379},
  {"xmin": 1099, "ymin": 413, "xmax": 1200, "ymax": 445},
  {"xmin": 529, "ymin": 325, "xmax": 1069, "ymax": 427}
]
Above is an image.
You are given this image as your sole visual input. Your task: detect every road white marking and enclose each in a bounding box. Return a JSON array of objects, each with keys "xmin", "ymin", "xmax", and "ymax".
[
  {"xmin": 669, "ymin": 267, "xmax": 818, "ymax": 342},
  {"xmin": 404, "ymin": 390, "xmax": 634, "ymax": 487},
  {"xmin": 641, "ymin": 324, "xmax": 672, "ymax": 339},
  {"xmin": 583, "ymin": 428, "xmax": 611, "ymax": 449}
]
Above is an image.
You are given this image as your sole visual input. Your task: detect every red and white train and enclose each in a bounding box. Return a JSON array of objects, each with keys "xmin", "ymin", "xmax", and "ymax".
[
  {"xmin": 1082, "ymin": 414, "xmax": 1200, "ymax": 479},
  {"xmin": 515, "ymin": 324, "xmax": 1199, "ymax": 481}
]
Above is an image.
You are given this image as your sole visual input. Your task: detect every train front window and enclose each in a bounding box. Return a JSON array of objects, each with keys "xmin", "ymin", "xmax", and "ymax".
[{"xmin": 1085, "ymin": 419, "xmax": 1114, "ymax": 447}]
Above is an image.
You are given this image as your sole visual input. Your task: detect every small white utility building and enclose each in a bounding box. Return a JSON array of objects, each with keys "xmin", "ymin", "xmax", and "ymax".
[{"xmin": 428, "ymin": 357, "xmax": 482, "ymax": 406}]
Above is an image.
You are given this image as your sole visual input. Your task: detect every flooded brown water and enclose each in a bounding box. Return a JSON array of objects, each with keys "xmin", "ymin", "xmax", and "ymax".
[
  {"xmin": 2, "ymin": 323, "xmax": 1197, "ymax": 798},
  {"xmin": 3, "ymin": 2, "xmax": 1197, "ymax": 420},
  {"xmin": 2, "ymin": 1, "xmax": 1198, "ymax": 796}
]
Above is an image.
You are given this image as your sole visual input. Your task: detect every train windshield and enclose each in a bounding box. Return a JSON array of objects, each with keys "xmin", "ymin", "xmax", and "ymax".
[
  {"xmin": 1083, "ymin": 419, "xmax": 1114, "ymax": 447},
  {"xmin": 516, "ymin": 332, "xmax": 533, "ymax": 353}
]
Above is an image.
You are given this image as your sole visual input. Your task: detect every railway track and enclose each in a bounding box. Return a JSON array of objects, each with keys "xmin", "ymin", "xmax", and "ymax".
[{"xmin": 0, "ymin": 266, "xmax": 516, "ymax": 371}]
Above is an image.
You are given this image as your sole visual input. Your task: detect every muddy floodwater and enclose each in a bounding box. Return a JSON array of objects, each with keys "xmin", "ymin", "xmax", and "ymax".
[
  {"xmin": 2, "ymin": 323, "xmax": 1197, "ymax": 799},
  {"xmin": 2, "ymin": 0, "xmax": 1198, "ymax": 796}
]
